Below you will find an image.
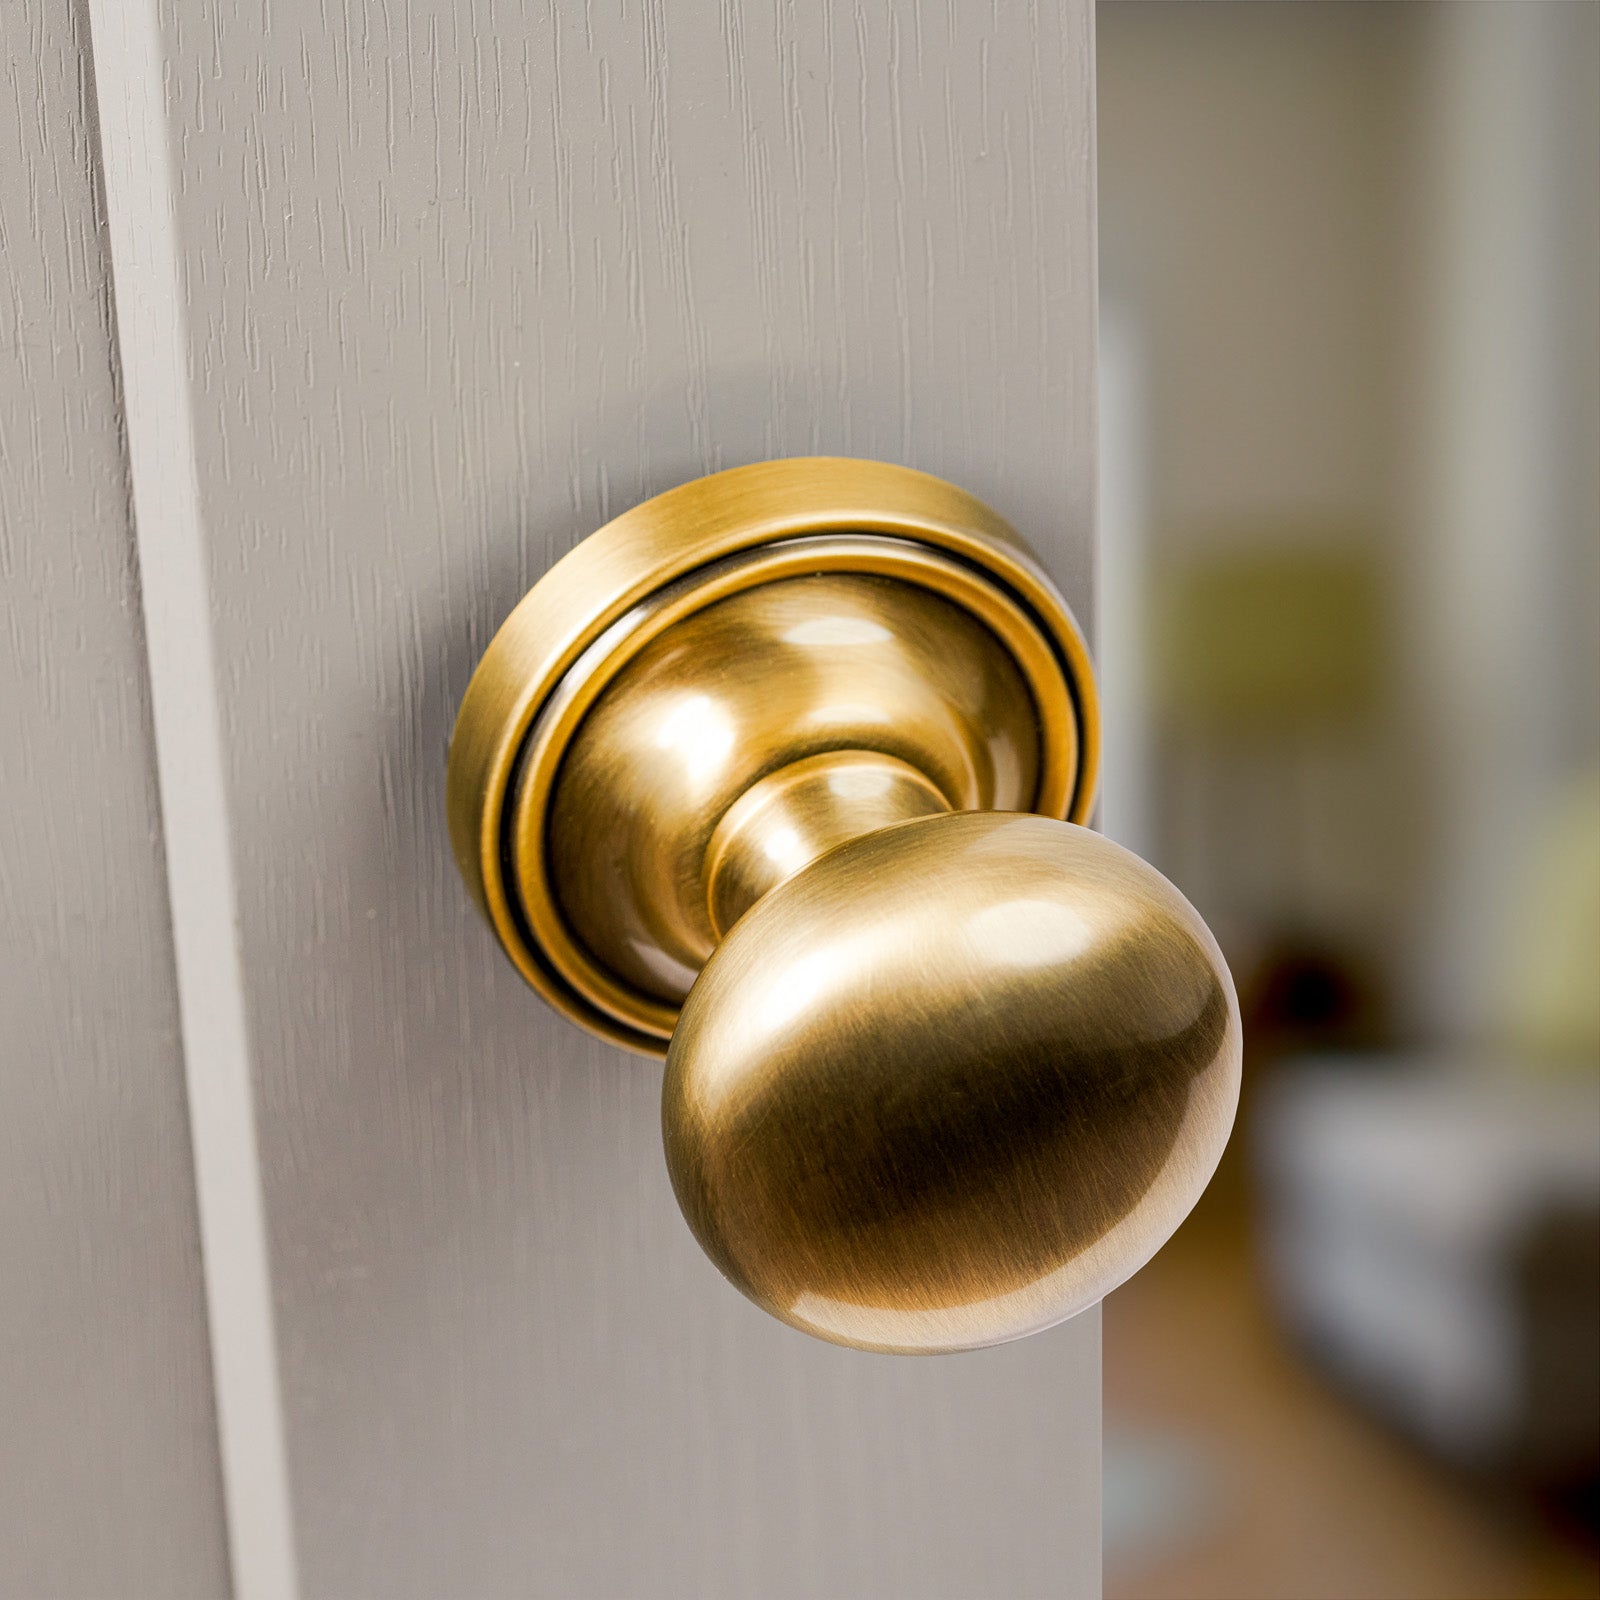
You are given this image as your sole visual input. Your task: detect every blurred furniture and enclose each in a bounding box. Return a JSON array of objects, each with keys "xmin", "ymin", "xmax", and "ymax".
[
  {"xmin": 1257, "ymin": 1063, "xmax": 1599, "ymax": 1482},
  {"xmin": 1256, "ymin": 769, "xmax": 1600, "ymax": 1485}
]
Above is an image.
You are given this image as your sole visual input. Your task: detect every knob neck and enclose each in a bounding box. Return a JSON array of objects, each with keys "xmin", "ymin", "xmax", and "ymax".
[{"xmin": 704, "ymin": 752, "xmax": 950, "ymax": 938}]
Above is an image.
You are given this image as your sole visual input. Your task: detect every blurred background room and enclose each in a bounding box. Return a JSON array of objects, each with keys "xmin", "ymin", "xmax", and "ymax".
[{"xmin": 1095, "ymin": 4, "xmax": 1600, "ymax": 1598}]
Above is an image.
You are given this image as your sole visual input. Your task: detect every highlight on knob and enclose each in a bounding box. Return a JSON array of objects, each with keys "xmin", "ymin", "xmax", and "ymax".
[
  {"xmin": 664, "ymin": 812, "xmax": 1241, "ymax": 1353},
  {"xmin": 447, "ymin": 457, "xmax": 1241, "ymax": 1352}
]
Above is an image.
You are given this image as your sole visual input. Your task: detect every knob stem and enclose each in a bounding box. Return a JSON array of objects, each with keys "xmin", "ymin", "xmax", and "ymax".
[{"xmin": 703, "ymin": 751, "xmax": 950, "ymax": 938}]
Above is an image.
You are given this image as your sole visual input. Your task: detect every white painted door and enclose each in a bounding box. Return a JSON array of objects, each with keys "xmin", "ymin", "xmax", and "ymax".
[{"xmin": 2, "ymin": 2, "xmax": 1103, "ymax": 1595}]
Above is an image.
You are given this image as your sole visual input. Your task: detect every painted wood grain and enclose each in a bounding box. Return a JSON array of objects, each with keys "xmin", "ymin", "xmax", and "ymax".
[
  {"xmin": 151, "ymin": 0, "xmax": 1103, "ymax": 1593},
  {"xmin": 0, "ymin": 0, "xmax": 231, "ymax": 1592},
  {"xmin": 86, "ymin": 0, "xmax": 302, "ymax": 1587}
]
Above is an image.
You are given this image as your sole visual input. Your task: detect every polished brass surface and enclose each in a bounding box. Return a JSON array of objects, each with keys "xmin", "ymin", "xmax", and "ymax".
[
  {"xmin": 446, "ymin": 458, "xmax": 1235, "ymax": 1356},
  {"xmin": 663, "ymin": 812, "xmax": 1242, "ymax": 1354},
  {"xmin": 539, "ymin": 565, "xmax": 1045, "ymax": 1032},
  {"xmin": 705, "ymin": 752, "xmax": 949, "ymax": 938},
  {"xmin": 448, "ymin": 458, "xmax": 1099, "ymax": 1051}
]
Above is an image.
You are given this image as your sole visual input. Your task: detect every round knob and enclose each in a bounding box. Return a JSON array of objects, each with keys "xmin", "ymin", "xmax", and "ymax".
[
  {"xmin": 663, "ymin": 811, "xmax": 1240, "ymax": 1353},
  {"xmin": 446, "ymin": 459, "xmax": 1240, "ymax": 1355}
]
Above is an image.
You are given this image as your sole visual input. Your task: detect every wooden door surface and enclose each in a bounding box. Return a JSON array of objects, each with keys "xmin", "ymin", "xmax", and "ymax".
[
  {"xmin": 3, "ymin": 2, "xmax": 1103, "ymax": 1595},
  {"xmin": 0, "ymin": 3, "xmax": 229, "ymax": 1592}
]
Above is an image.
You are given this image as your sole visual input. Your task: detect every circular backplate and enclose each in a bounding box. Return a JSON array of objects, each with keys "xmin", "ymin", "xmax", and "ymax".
[{"xmin": 446, "ymin": 458, "xmax": 1100, "ymax": 1054}]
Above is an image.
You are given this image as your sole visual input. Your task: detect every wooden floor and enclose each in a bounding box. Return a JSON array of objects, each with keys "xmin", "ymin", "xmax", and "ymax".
[{"xmin": 1103, "ymin": 1186, "xmax": 1600, "ymax": 1600}]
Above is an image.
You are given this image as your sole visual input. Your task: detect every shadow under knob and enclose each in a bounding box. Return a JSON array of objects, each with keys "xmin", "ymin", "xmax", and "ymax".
[{"xmin": 662, "ymin": 811, "xmax": 1241, "ymax": 1354}]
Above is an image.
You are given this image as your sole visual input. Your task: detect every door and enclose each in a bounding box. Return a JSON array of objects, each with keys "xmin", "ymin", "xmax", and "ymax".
[{"xmin": 3, "ymin": 1, "xmax": 1103, "ymax": 1595}]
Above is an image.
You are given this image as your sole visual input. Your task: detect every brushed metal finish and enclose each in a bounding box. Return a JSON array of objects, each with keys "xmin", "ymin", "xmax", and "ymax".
[
  {"xmin": 451, "ymin": 458, "xmax": 1099, "ymax": 1052},
  {"xmin": 547, "ymin": 572, "xmax": 1039, "ymax": 1013},
  {"xmin": 449, "ymin": 458, "xmax": 1237, "ymax": 1356},
  {"xmin": 664, "ymin": 813, "xmax": 1242, "ymax": 1354},
  {"xmin": 706, "ymin": 752, "xmax": 950, "ymax": 938}
]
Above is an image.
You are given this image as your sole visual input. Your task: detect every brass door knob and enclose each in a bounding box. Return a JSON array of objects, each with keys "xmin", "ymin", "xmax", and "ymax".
[{"xmin": 448, "ymin": 459, "xmax": 1240, "ymax": 1353}]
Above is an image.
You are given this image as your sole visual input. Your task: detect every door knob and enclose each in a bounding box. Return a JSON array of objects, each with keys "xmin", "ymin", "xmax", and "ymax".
[{"xmin": 448, "ymin": 458, "xmax": 1240, "ymax": 1353}]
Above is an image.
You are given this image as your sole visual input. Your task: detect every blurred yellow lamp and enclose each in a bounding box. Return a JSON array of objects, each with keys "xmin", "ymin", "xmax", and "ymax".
[{"xmin": 1154, "ymin": 545, "xmax": 1385, "ymax": 731}]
